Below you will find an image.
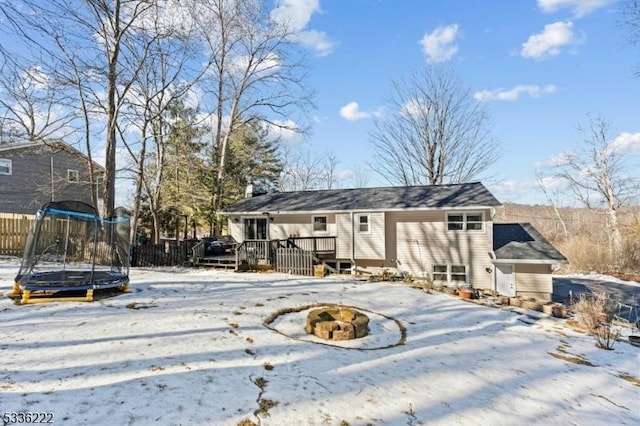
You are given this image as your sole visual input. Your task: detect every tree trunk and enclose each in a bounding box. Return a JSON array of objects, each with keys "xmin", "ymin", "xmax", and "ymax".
[{"xmin": 607, "ymin": 207, "xmax": 623, "ymax": 259}]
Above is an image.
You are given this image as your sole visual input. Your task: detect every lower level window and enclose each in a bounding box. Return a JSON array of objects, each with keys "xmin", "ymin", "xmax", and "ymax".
[
  {"xmin": 432, "ymin": 264, "xmax": 468, "ymax": 284},
  {"xmin": 451, "ymin": 265, "xmax": 467, "ymax": 283},
  {"xmin": 432, "ymin": 265, "xmax": 448, "ymax": 281}
]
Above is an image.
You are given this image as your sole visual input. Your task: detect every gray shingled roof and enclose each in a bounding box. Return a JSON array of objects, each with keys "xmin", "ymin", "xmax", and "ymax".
[
  {"xmin": 224, "ymin": 182, "xmax": 501, "ymax": 213},
  {"xmin": 493, "ymin": 223, "xmax": 568, "ymax": 263}
]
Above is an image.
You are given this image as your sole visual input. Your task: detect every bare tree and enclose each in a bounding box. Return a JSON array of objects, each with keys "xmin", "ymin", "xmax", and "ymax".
[
  {"xmin": 1, "ymin": 0, "xmax": 157, "ymax": 215},
  {"xmin": 0, "ymin": 57, "xmax": 74, "ymax": 142},
  {"xmin": 192, "ymin": 0, "xmax": 313, "ymax": 233},
  {"xmin": 279, "ymin": 147, "xmax": 322, "ymax": 191},
  {"xmin": 535, "ymin": 170, "xmax": 569, "ymax": 242},
  {"xmin": 620, "ymin": 0, "xmax": 640, "ymax": 76},
  {"xmin": 551, "ymin": 115, "xmax": 640, "ymax": 258},
  {"xmin": 370, "ymin": 65, "xmax": 499, "ymax": 186},
  {"xmin": 351, "ymin": 163, "xmax": 372, "ymax": 188},
  {"xmin": 321, "ymin": 151, "xmax": 339, "ymax": 189},
  {"xmin": 117, "ymin": 3, "xmax": 209, "ymax": 243}
]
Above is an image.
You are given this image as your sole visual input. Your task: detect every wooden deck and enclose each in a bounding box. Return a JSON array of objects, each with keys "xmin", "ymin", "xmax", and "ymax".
[{"xmin": 190, "ymin": 236, "xmax": 345, "ymax": 275}]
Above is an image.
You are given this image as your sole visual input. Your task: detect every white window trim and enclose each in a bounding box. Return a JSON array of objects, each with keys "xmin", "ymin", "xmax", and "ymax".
[
  {"xmin": 0, "ymin": 158, "xmax": 12, "ymax": 175},
  {"xmin": 432, "ymin": 264, "xmax": 469, "ymax": 285},
  {"xmin": 312, "ymin": 215, "xmax": 328, "ymax": 234},
  {"xmin": 67, "ymin": 169, "xmax": 79, "ymax": 183},
  {"xmin": 447, "ymin": 212, "xmax": 484, "ymax": 232},
  {"xmin": 356, "ymin": 213, "xmax": 370, "ymax": 234}
]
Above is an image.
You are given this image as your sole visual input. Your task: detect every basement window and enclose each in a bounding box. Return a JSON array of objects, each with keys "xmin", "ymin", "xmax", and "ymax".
[{"xmin": 432, "ymin": 264, "xmax": 468, "ymax": 285}]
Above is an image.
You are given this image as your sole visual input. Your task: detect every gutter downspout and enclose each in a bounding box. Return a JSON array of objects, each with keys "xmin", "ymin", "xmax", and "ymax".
[
  {"xmin": 489, "ymin": 207, "xmax": 497, "ymax": 293},
  {"xmin": 350, "ymin": 211, "xmax": 356, "ymax": 275}
]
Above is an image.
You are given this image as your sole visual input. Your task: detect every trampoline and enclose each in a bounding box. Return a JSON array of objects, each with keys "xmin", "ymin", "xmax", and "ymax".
[{"xmin": 10, "ymin": 201, "xmax": 131, "ymax": 304}]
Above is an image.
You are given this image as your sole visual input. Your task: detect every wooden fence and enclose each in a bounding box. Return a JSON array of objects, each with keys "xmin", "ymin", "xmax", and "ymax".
[
  {"xmin": 275, "ymin": 248, "xmax": 314, "ymax": 276},
  {"xmin": 130, "ymin": 240, "xmax": 197, "ymax": 267},
  {"xmin": 0, "ymin": 213, "xmax": 36, "ymax": 257}
]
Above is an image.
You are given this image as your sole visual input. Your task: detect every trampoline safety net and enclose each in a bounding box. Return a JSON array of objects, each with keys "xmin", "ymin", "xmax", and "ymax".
[{"xmin": 15, "ymin": 201, "xmax": 131, "ymax": 292}]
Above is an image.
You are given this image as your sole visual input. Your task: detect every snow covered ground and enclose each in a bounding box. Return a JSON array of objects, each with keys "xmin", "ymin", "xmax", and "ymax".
[{"xmin": 1, "ymin": 259, "xmax": 638, "ymax": 425}]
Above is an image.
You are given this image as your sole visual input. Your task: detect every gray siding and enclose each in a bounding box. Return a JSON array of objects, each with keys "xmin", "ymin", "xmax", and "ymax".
[{"xmin": 0, "ymin": 143, "xmax": 100, "ymax": 214}]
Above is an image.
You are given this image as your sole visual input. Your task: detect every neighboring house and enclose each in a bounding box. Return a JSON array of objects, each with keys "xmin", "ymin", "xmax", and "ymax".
[
  {"xmin": 0, "ymin": 140, "xmax": 104, "ymax": 214},
  {"xmin": 223, "ymin": 182, "xmax": 567, "ymax": 300}
]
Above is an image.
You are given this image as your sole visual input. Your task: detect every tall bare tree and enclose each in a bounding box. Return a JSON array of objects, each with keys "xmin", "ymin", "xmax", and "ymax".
[
  {"xmin": 0, "ymin": 57, "xmax": 74, "ymax": 143},
  {"xmin": 620, "ymin": 0, "xmax": 640, "ymax": 76},
  {"xmin": 117, "ymin": 2, "xmax": 209, "ymax": 243},
  {"xmin": 370, "ymin": 65, "xmax": 499, "ymax": 186},
  {"xmin": 192, "ymin": 0, "xmax": 313, "ymax": 233},
  {"xmin": 1, "ymin": 0, "xmax": 157, "ymax": 216},
  {"xmin": 535, "ymin": 170, "xmax": 569, "ymax": 242},
  {"xmin": 551, "ymin": 115, "xmax": 639, "ymax": 258}
]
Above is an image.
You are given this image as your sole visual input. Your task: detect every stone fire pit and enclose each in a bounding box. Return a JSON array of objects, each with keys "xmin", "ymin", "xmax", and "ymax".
[{"xmin": 304, "ymin": 307, "xmax": 369, "ymax": 341}]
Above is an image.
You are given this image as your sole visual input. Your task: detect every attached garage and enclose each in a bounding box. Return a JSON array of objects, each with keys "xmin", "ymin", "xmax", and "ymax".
[{"xmin": 493, "ymin": 223, "xmax": 568, "ymax": 301}]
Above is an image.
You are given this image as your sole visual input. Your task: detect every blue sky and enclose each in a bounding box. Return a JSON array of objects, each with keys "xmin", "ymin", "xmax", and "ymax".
[{"xmin": 278, "ymin": 0, "xmax": 640, "ymax": 203}]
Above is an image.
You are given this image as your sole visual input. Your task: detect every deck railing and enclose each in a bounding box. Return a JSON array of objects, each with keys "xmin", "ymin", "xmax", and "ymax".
[{"xmin": 235, "ymin": 236, "xmax": 336, "ymax": 269}]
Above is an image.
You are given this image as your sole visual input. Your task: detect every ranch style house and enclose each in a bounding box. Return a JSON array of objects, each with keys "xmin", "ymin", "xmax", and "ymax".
[{"xmin": 223, "ymin": 182, "xmax": 567, "ymax": 301}]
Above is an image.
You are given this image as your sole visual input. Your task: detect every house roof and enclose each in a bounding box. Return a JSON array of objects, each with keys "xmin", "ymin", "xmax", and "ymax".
[
  {"xmin": 224, "ymin": 182, "xmax": 502, "ymax": 213},
  {"xmin": 0, "ymin": 140, "xmax": 105, "ymax": 171},
  {"xmin": 493, "ymin": 223, "xmax": 568, "ymax": 264}
]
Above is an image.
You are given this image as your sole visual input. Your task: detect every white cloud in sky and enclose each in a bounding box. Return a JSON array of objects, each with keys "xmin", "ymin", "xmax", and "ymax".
[
  {"xmin": 401, "ymin": 99, "xmax": 429, "ymax": 117},
  {"xmin": 420, "ymin": 23, "xmax": 459, "ymax": 63},
  {"xmin": 21, "ymin": 66, "xmax": 50, "ymax": 91},
  {"xmin": 521, "ymin": 21, "xmax": 580, "ymax": 60},
  {"xmin": 610, "ymin": 131, "xmax": 640, "ymax": 154},
  {"xmin": 265, "ymin": 119, "xmax": 304, "ymax": 145},
  {"xmin": 537, "ymin": 0, "xmax": 616, "ymax": 18},
  {"xmin": 271, "ymin": 0, "xmax": 319, "ymax": 30},
  {"xmin": 295, "ymin": 29, "xmax": 335, "ymax": 57},
  {"xmin": 339, "ymin": 102, "xmax": 371, "ymax": 121},
  {"xmin": 271, "ymin": 0, "xmax": 336, "ymax": 56},
  {"xmin": 474, "ymin": 84, "xmax": 557, "ymax": 101}
]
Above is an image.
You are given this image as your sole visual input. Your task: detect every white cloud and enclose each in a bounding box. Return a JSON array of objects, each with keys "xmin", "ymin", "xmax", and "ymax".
[
  {"xmin": 265, "ymin": 119, "xmax": 304, "ymax": 145},
  {"xmin": 538, "ymin": 175, "xmax": 566, "ymax": 190},
  {"xmin": 339, "ymin": 102, "xmax": 370, "ymax": 121},
  {"xmin": 474, "ymin": 84, "xmax": 557, "ymax": 102},
  {"xmin": 420, "ymin": 23, "xmax": 459, "ymax": 64},
  {"xmin": 295, "ymin": 29, "xmax": 335, "ymax": 57},
  {"xmin": 610, "ymin": 132, "xmax": 640, "ymax": 154},
  {"xmin": 521, "ymin": 21, "xmax": 580, "ymax": 60},
  {"xmin": 271, "ymin": 0, "xmax": 319, "ymax": 31},
  {"xmin": 401, "ymin": 99, "xmax": 429, "ymax": 117},
  {"xmin": 271, "ymin": 0, "xmax": 336, "ymax": 56},
  {"xmin": 546, "ymin": 152, "xmax": 573, "ymax": 166},
  {"xmin": 537, "ymin": 0, "xmax": 616, "ymax": 18},
  {"xmin": 21, "ymin": 66, "xmax": 50, "ymax": 91}
]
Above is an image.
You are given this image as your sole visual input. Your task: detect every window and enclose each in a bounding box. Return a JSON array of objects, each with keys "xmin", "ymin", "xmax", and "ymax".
[
  {"xmin": 432, "ymin": 264, "xmax": 468, "ymax": 284},
  {"xmin": 466, "ymin": 214, "xmax": 483, "ymax": 231},
  {"xmin": 447, "ymin": 212, "xmax": 483, "ymax": 231},
  {"xmin": 447, "ymin": 214, "xmax": 464, "ymax": 231},
  {"xmin": 0, "ymin": 158, "xmax": 11, "ymax": 175},
  {"xmin": 313, "ymin": 216, "xmax": 328, "ymax": 233},
  {"xmin": 432, "ymin": 265, "xmax": 448, "ymax": 281},
  {"xmin": 357, "ymin": 214, "xmax": 369, "ymax": 233},
  {"xmin": 451, "ymin": 265, "xmax": 467, "ymax": 283},
  {"xmin": 67, "ymin": 169, "xmax": 79, "ymax": 183}
]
